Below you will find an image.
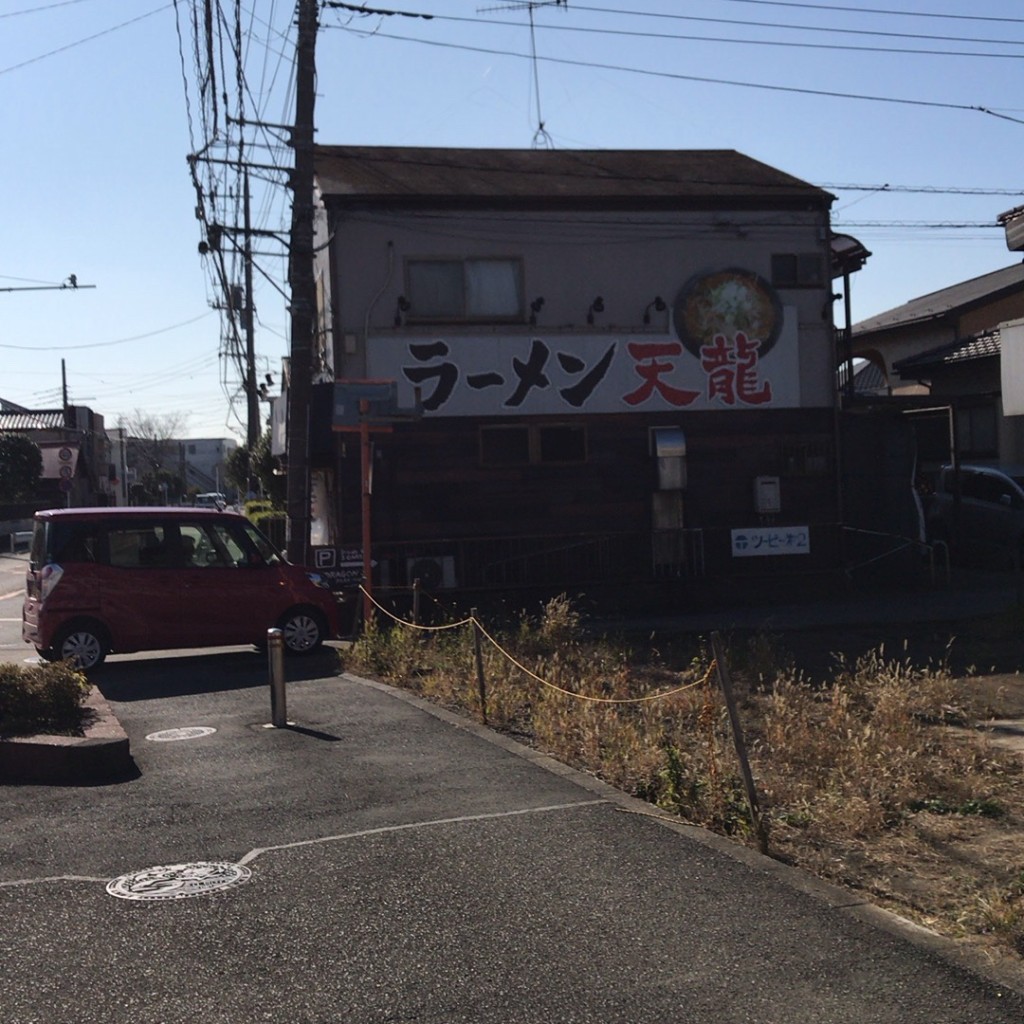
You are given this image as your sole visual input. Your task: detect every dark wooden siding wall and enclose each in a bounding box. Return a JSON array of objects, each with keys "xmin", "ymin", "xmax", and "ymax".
[{"xmin": 336, "ymin": 408, "xmax": 840, "ymax": 581}]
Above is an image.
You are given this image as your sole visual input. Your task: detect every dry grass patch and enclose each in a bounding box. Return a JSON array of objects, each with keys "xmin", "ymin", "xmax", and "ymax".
[{"xmin": 342, "ymin": 597, "xmax": 1024, "ymax": 959}]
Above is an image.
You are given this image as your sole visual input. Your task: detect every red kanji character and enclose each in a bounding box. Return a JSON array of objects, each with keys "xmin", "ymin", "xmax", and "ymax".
[
  {"xmin": 732, "ymin": 332, "xmax": 772, "ymax": 405},
  {"xmin": 622, "ymin": 341, "xmax": 700, "ymax": 407}
]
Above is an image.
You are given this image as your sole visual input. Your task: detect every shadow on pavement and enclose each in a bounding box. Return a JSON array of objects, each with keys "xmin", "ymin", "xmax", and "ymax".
[{"xmin": 93, "ymin": 645, "xmax": 344, "ymax": 702}]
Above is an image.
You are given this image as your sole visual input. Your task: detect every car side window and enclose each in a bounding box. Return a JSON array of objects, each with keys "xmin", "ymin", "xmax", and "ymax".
[
  {"xmin": 51, "ymin": 522, "xmax": 102, "ymax": 563},
  {"xmin": 177, "ymin": 523, "xmax": 219, "ymax": 568},
  {"xmin": 108, "ymin": 526, "xmax": 171, "ymax": 568},
  {"xmin": 959, "ymin": 471, "xmax": 985, "ymax": 502},
  {"xmin": 976, "ymin": 475, "xmax": 1007, "ymax": 505}
]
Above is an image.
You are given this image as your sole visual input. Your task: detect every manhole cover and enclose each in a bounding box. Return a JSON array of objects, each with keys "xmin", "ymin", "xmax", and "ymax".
[
  {"xmin": 146, "ymin": 726, "xmax": 217, "ymax": 742},
  {"xmin": 107, "ymin": 861, "xmax": 251, "ymax": 901}
]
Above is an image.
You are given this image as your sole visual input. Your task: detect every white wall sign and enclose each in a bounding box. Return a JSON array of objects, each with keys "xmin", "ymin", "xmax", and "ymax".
[
  {"xmin": 1000, "ymin": 319, "xmax": 1024, "ymax": 416},
  {"xmin": 731, "ymin": 526, "xmax": 810, "ymax": 557},
  {"xmin": 367, "ymin": 310, "xmax": 799, "ymax": 417}
]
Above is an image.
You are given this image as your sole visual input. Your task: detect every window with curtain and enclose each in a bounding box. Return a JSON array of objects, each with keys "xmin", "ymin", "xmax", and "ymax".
[{"xmin": 407, "ymin": 258, "xmax": 523, "ymax": 321}]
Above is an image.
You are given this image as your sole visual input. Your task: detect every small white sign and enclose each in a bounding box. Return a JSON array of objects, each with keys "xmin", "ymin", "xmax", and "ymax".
[{"xmin": 731, "ymin": 526, "xmax": 810, "ymax": 557}]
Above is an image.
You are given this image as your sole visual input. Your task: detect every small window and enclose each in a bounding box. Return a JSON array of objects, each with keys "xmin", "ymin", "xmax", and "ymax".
[
  {"xmin": 480, "ymin": 426, "xmax": 530, "ymax": 466},
  {"xmin": 407, "ymin": 258, "xmax": 523, "ymax": 321},
  {"xmin": 480, "ymin": 424, "xmax": 587, "ymax": 466},
  {"xmin": 771, "ymin": 253, "xmax": 823, "ymax": 288},
  {"xmin": 956, "ymin": 404, "xmax": 997, "ymax": 460},
  {"xmin": 538, "ymin": 425, "xmax": 586, "ymax": 463}
]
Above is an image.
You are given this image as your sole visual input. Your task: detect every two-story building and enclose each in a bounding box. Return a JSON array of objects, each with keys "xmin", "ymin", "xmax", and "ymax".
[{"xmin": 305, "ymin": 146, "xmax": 861, "ymax": 594}]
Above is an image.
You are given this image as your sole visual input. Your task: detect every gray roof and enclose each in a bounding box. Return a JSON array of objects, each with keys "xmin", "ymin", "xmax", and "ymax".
[
  {"xmin": 893, "ymin": 327, "xmax": 1001, "ymax": 377},
  {"xmin": 838, "ymin": 359, "xmax": 888, "ymax": 394},
  {"xmin": 314, "ymin": 146, "xmax": 832, "ymax": 209},
  {"xmin": 854, "ymin": 263, "xmax": 1024, "ymax": 337}
]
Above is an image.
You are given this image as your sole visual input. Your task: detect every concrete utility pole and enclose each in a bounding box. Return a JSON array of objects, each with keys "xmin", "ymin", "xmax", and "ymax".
[
  {"xmin": 243, "ymin": 169, "xmax": 259, "ymax": 453},
  {"xmin": 285, "ymin": 0, "xmax": 318, "ymax": 567}
]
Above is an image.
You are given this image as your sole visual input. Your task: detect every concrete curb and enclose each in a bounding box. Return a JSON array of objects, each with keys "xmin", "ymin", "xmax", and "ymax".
[{"xmin": 0, "ymin": 686, "xmax": 134, "ymax": 785}]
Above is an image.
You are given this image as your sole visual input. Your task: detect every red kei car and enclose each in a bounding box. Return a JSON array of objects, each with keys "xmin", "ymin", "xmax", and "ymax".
[{"xmin": 22, "ymin": 507, "xmax": 341, "ymax": 670}]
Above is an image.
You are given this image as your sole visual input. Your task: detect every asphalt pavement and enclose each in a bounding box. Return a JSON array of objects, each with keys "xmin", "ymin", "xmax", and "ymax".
[
  {"xmin": 4, "ymin": 633, "xmax": 1024, "ymax": 1022},
  {"xmin": 5, "ymin": 549, "xmax": 1024, "ymax": 1021}
]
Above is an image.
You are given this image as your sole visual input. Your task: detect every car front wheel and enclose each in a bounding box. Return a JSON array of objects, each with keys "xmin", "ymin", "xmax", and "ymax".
[
  {"xmin": 49, "ymin": 622, "xmax": 109, "ymax": 670},
  {"xmin": 279, "ymin": 608, "xmax": 326, "ymax": 655}
]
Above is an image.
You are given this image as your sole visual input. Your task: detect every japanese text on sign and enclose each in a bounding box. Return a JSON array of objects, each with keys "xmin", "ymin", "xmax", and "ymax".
[
  {"xmin": 366, "ymin": 317, "xmax": 797, "ymax": 417},
  {"xmin": 731, "ymin": 527, "xmax": 810, "ymax": 558}
]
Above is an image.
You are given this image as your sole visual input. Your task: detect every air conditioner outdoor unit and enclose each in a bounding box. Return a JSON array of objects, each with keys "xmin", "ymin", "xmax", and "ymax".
[{"xmin": 406, "ymin": 555, "xmax": 457, "ymax": 590}]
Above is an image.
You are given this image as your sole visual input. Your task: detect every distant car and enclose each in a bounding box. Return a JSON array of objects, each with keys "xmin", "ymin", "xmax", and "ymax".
[
  {"xmin": 927, "ymin": 463, "xmax": 1024, "ymax": 568},
  {"xmin": 22, "ymin": 506, "xmax": 341, "ymax": 669},
  {"xmin": 194, "ymin": 492, "xmax": 228, "ymax": 508}
]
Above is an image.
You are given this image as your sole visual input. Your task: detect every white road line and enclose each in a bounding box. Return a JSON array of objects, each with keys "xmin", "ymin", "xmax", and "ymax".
[
  {"xmin": 0, "ymin": 874, "xmax": 110, "ymax": 888},
  {"xmin": 237, "ymin": 800, "xmax": 606, "ymax": 866},
  {"xmin": 0, "ymin": 801, "xmax": 607, "ymax": 888}
]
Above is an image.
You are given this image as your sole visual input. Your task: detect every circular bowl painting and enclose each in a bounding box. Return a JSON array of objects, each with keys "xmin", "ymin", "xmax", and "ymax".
[{"xmin": 673, "ymin": 269, "xmax": 783, "ymax": 359}]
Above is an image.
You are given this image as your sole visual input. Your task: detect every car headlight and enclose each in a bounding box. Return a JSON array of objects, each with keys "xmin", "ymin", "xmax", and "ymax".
[{"xmin": 306, "ymin": 572, "xmax": 331, "ymax": 590}]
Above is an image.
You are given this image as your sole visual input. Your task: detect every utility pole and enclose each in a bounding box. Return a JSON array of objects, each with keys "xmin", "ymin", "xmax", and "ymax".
[
  {"xmin": 61, "ymin": 359, "xmax": 69, "ymax": 426},
  {"xmin": 285, "ymin": 0, "xmax": 318, "ymax": 567},
  {"xmin": 242, "ymin": 168, "xmax": 259, "ymax": 453}
]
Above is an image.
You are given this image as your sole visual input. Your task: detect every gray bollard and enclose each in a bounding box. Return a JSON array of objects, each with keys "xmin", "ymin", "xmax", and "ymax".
[{"xmin": 267, "ymin": 628, "xmax": 287, "ymax": 728}]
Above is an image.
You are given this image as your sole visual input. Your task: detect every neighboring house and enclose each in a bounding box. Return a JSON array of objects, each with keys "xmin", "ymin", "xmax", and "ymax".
[
  {"xmin": 118, "ymin": 434, "xmax": 239, "ymax": 504},
  {"xmin": 852, "ymin": 263, "xmax": 1024, "ymax": 394},
  {"xmin": 288, "ymin": 145, "xmax": 890, "ymax": 594},
  {"xmin": 0, "ymin": 401, "xmax": 114, "ymax": 509},
  {"xmin": 851, "ymin": 263, "xmax": 1024, "ymax": 478},
  {"xmin": 179, "ymin": 437, "xmax": 238, "ymax": 497}
]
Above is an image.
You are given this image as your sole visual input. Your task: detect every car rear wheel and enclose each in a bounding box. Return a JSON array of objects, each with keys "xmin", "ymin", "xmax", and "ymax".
[
  {"xmin": 279, "ymin": 608, "xmax": 326, "ymax": 655},
  {"xmin": 49, "ymin": 622, "xmax": 109, "ymax": 670}
]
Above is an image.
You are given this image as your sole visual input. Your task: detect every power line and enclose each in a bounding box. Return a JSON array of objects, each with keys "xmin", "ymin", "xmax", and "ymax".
[
  {"xmin": 326, "ymin": 25, "xmax": 1024, "ymax": 125},
  {"xmin": 339, "ymin": 7, "xmax": 1024, "ymax": 60},
  {"xmin": 569, "ymin": 4, "xmax": 1024, "ymax": 47},
  {"xmin": 0, "ymin": 4, "xmax": 170, "ymax": 76},
  {"xmin": 0, "ymin": 312, "xmax": 215, "ymax": 350},
  {"xmin": 0, "ymin": 0, "xmax": 96, "ymax": 20},
  {"xmin": 707, "ymin": 0, "xmax": 1024, "ymax": 26}
]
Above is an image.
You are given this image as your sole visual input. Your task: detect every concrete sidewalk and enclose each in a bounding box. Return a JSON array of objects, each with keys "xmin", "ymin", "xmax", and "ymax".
[{"xmin": 3, "ymin": 651, "xmax": 1024, "ymax": 1023}]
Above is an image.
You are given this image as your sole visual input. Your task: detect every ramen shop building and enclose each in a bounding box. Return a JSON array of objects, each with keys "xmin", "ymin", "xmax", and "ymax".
[{"xmin": 311, "ymin": 146, "xmax": 843, "ymax": 593}]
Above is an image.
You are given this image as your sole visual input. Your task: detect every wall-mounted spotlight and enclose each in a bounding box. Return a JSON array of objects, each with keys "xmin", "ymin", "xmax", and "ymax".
[
  {"xmin": 643, "ymin": 296, "xmax": 666, "ymax": 324},
  {"xmin": 393, "ymin": 295, "xmax": 411, "ymax": 326},
  {"xmin": 529, "ymin": 296, "xmax": 545, "ymax": 326},
  {"xmin": 586, "ymin": 296, "xmax": 604, "ymax": 325}
]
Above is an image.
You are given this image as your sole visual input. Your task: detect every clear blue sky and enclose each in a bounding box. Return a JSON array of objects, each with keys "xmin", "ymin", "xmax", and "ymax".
[{"xmin": 2, "ymin": 0, "xmax": 1022, "ymax": 439}]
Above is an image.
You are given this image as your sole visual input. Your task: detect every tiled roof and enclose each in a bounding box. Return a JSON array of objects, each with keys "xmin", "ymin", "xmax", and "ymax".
[
  {"xmin": 853, "ymin": 264, "xmax": 1024, "ymax": 336},
  {"xmin": 314, "ymin": 146, "xmax": 832, "ymax": 207},
  {"xmin": 0, "ymin": 410, "xmax": 66, "ymax": 431},
  {"xmin": 893, "ymin": 328, "xmax": 1001, "ymax": 376}
]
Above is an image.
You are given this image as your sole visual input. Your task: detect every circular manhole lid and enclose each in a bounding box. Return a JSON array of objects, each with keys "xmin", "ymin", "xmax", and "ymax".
[
  {"xmin": 146, "ymin": 726, "xmax": 217, "ymax": 742},
  {"xmin": 107, "ymin": 861, "xmax": 251, "ymax": 901}
]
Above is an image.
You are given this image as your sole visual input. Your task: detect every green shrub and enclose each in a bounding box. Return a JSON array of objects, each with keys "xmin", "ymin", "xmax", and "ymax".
[
  {"xmin": 0, "ymin": 661, "xmax": 91, "ymax": 737},
  {"xmin": 244, "ymin": 499, "xmax": 276, "ymax": 517}
]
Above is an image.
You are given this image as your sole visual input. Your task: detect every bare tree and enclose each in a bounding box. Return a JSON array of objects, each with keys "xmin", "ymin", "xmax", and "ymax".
[{"xmin": 119, "ymin": 411, "xmax": 187, "ymax": 475}]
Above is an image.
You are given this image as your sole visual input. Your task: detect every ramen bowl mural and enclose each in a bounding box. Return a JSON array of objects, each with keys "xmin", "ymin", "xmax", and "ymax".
[{"xmin": 673, "ymin": 268, "xmax": 783, "ymax": 358}]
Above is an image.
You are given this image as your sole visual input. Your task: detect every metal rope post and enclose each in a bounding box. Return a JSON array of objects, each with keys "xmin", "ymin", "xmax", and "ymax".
[{"xmin": 267, "ymin": 628, "xmax": 287, "ymax": 728}]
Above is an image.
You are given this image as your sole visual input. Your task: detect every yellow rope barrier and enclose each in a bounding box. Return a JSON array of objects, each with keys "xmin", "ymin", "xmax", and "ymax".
[
  {"xmin": 355, "ymin": 585, "xmax": 712, "ymax": 706},
  {"xmin": 358, "ymin": 585, "xmax": 474, "ymax": 631},
  {"xmin": 472, "ymin": 618, "xmax": 711, "ymax": 705}
]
